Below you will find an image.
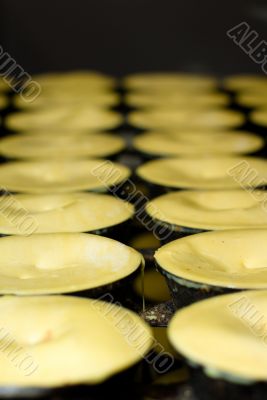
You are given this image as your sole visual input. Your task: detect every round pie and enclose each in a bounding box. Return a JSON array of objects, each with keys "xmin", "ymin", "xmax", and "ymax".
[
  {"xmin": 0, "ymin": 159, "xmax": 130, "ymax": 193},
  {"xmin": 0, "ymin": 132, "xmax": 125, "ymax": 160},
  {"xmin": 0, "ymin": 233, "xmax": 143, "ymax": 295},
  {"xmin": 0, "ymin": 295, "xmax": 152, "ymax": 387}
]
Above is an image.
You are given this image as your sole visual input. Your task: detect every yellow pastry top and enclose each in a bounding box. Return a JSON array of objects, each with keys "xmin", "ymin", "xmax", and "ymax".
[
  {"xmin": 0, "ymin": 233, "xmax": 143, "ymax": 294},
  {"xmin": 133, "ymin": 131, "xmax": 263, "ymax": 156},
  {"xmin": 33, "ymin": 70, "xmax": 115, "ymax": 90},
  {"xmin": 223, "ymin": 74, "xmax": 267, "ymax": 91},
  {"xmin": 168, "ymin": 290, "xmax": 267, "ymax": 381},
  {"xmin": 137, "ymin": 156, "xmax": 267, "ymax": 190},
  {"xmin": 156, "ymin": 229, "xmax": 267, "ymax": 289},
  {"xmin": 0, "ymin": 132, "xmax": 125, "ymax": 160},
  {"xmin": 129, "ymin": 109, "xmax": 244, "ymax": 130},
  {"xmin": 125, "ymin": 92, "xmax": 229, "ymax": 109},
  {"xmin": 236, "ymin": 93, "xmax": 267, "ymax": 108},
  {"xmin": 14, "ymin": 129, "xmax": 103, "ymax": 137},
  {"xmin": 13, "ymin": 91, "xmax": 120, "ymax": 110},
  {"xmin": 124, "ymin": 73, "xmax": 217, "ymax": 91},
  {"xmin": 0, "ymin": 295, "xmax": 152, "ymax": 386},
  {"xmin": 0, "ymin": 159, "xmax": 130, "ymax": 193},
  {"xmin": 146, "ymin": 189, "xmax": 267, "ymax": 230},
  {"xmin": 0, "ymin": 192, "xmax": 134, "ymax": 234},
  {"xmin": 250, "ymin": 109, "xmax": 267, "ymax": 127},
  {"xmin": 5, "ymin": 107, "xmax": 122, "ymax": 131}
]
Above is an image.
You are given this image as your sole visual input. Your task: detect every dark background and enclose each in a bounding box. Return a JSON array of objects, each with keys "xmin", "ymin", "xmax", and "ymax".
[{"xmin": 1, "ymin": 0, "xmax": 267, "ymax": 77}]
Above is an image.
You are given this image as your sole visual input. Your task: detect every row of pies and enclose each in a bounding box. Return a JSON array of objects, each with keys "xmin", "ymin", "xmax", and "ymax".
[
  {"xmin": 2, "ymin": 72, "xmax": 267, "ymax": 132},
  {"xmin": 125, "ymin": 72, "xmax": 267, "ymax": 131},
  {"xmin": 1, "ymin": 71, "xmax": 122, "ymax": 132},
  {"xmin": 0, "ymin": 72, "xmax": 266, "ymax": 398},
  {"xmin": 0, "ymin": 72, "xmax": 154, "ymax": 395},
  {"xmin": 3, "ymin": 72, "xmax": 267, "ymax": 132},
  {"xmin": 0, "ymin": 70, "xmax": 159, "ymax": 392},
  {"xmin": 0, "ymin": 156, "xmax": 265, "ymax": 193},
  {"xmin": 13, "ymin": 71, "xmax": 119, "ymax": 110},
  {"xmin": 155, "ymin": 231, "xmax": 267, "ymax": 399},
  {"xmin": 1, "ymin": 282, "xmax": 267, "ymax": 398},
  {"xmin": 0, "ymin": 130, "xmax": 263, "ymax": 160},
  {"xmin": 0, "ymin": 188, "xmax": 267, "ymax": 295},
  {"xmin": 127, "ymin": 73, "xmax": 267, "ymax": 399},
  {"xmin": 0, "ymin": 203, "xmax": 267, "ymax": 396},
  {"xmin": 0, "ymin": 165, "xmax": 267, "ymax": 232},
  {"xmin": 0, "ymin": 199, "xmax": 267, "ymax": 396},
  {"xmin": 2, "ymin": 72, "xmax": 267, "ymax": 95}
]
